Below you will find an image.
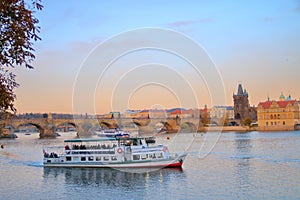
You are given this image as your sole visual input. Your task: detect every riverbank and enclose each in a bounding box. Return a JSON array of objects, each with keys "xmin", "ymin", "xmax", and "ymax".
[{"xmin": 200, "ymin": 126, "xmax": 251, "ymax": 132}]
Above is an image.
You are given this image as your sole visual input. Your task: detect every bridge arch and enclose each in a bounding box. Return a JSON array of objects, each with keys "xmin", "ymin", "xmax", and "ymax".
[
  {"xmin": 15, "ymin": 122, "xmax": 43, "ymax": 133},
  {"xmin": 180, "ymin": 122, "xmax": 197, "ymax": 132},
  {"xmin": 160, "ymin": 121, "xmax": 174, "ymax": 133},
  {"xmin": 132, "ymin": 121, "xmax": 142, "ymax": 127},
  {"xmin": 55, "ymin": 122, "xmax": 76, "ymax": 132},
  {"xmin": 99, "ymin": 121, "xmax": 118, "ymax": 129}
]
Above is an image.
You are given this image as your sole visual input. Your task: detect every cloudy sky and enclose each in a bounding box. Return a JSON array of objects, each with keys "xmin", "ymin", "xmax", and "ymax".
[{"xmin": 14, "ymin": 0, "xmax": 300, "ymax": 114}]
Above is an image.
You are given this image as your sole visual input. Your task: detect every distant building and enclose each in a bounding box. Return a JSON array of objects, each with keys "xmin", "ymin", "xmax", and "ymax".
[
  {"xmin": 209, "ymin": 106, "xmax": 234, "ymax": 120},
  {"xmin": 257, "ymin": 94, "xmax": 300, "ymax": 131},
  {"xmin": 200, "ymin": 105, "xmax": 210, "ymax": 125},
  {"xmin": 130, "ymin": 110, "xmax": 149, "ymax": 118},
  {"xmin": 109, "ymin": 112, "xmax": 121, "ymax": 118},
  {"xmin": 208, "ymin": 106, "xmax": 234, "ymax": 126},
  {"xmin": 97, "ymin": 112, "xmax": 120, "ymax": 119},
  {"xmin": 148, "ymin": 109, "xmax": 167, "ymax": 118},
  {"xmin": 233, "ymin": 83, "xmax": 257, "ymax": 122},
  {"xmin": 167, "ymin": 108, "xmax": 197, "ymax": 118}
]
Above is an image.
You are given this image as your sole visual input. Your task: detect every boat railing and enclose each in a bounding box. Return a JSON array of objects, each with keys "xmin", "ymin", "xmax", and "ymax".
[
  {"xmin": 67, "ymin": 149, "xmax": 116, "ymax": 155},
  {"xmin": 69, "ymin": 144, "xmax": 118, "ymax": 150}
]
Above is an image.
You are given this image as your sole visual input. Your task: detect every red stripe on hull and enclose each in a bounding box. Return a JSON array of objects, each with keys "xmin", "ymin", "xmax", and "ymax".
[{"xmin": 165, "ymin": 162, "xmax": 183, "ymax": 168}]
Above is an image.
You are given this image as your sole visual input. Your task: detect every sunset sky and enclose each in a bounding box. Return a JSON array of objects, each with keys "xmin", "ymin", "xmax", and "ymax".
[{"xmin": 14, "ymin": 0, "xmax": 300, "ymax": 114}]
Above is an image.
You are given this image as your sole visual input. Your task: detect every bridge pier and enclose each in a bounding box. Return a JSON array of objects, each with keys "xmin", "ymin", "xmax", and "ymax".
[{"xmin": 39, "ymin": 124, "xmax": 57, "ymax": 138}]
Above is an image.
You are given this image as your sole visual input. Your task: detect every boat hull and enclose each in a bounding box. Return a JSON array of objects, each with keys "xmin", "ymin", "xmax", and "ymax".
[{"xmin": 44, "ymin": 155, "xmax": 186, "ymax": 169}]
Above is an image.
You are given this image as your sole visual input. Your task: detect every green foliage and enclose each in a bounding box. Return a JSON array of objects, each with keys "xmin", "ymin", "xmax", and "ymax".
[
  {"xmin": 0, "ymin": 0, "xmax": 43, "ymax": 68},
  {"xmin": 242, "ymin": 118, "xmax": 252, "ymax": 126},
  {"xmin": 0, "ymin": 69, "xmax": 17, "ymax": 113},
  {"xmin": 0, "ymin": 0, "xmax": 43, "ymax": 113}
]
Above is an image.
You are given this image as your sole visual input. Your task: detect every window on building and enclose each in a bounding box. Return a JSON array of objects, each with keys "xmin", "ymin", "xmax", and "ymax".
[
  {"xmin": 271, "ymin": 122, "xmax": 273, "ymax": 126},
  {"xmin": 270, "ymin": 115, "xmax": 273, "ymax": 119},
  {"xmin": 266, "ymin": 122, "xmax": 268, "ymax": 126},
  {"xmin": 278, "ymin": 114, "xmax": 280, "ymax": 119},
  {"xmin": 274, "ymin": 115, "xmax": 277, "ymax": 119},
  {"xmin": 274, "ymin": 122, "xmax": 277, "ymax": 125},
  {"xmin": 283, "ymin": 121, "xmax": 285, "ymax": 125}
]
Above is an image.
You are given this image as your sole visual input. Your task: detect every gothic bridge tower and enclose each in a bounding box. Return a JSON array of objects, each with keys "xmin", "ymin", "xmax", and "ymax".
[{"xmin": 233, "ymin": 83, "xmax": 250, "ymax": 121}]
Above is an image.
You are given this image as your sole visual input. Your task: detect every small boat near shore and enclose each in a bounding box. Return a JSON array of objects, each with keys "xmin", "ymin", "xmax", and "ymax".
[
  {"xmin": 95, "ymin": 128, "xmax": 130, "ymax": 138},
  {"xmin": 43, "ymin": 137, "xmax": 186, "ymax": 168}
]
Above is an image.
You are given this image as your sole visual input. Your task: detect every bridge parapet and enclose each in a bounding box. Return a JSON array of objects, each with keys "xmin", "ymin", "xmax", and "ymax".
[{"xmin": 0, "ymin": 116, "xmax": 204, "ymax": 138}]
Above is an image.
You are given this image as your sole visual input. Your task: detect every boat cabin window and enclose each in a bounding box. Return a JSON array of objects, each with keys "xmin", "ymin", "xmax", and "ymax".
[
  {"xmin": 103, "ymin": 156, "xmax": 109, "ymax": 161},
  {"xmin": 149, "ymin": 153, "xmax": 156, "ymax": 159},
  {"xmin": 88, "ymin": 156, "xmax": 94, "ymax": 161},
  {"xmin": 95, "ymin": 156, "xmax": 101, "ymax": 161},
  {"xmin": 133, "ymin": 155, "xmax": 140, "ymax": 160},
  {"xmin": 66, "ymin": 156, "xmax": 71, "ymax": 161},
  {"xmin": 156, "ymin": 153, "xmax": 163, "ymax": 158},
  {"xmin": 73, "ymin": 157, "xmax": 79, "ymax": 161},
  {"xmin": 81, "ymin": 157, "xmax": 86, "ymax": 161},
  {"xmin": 111, "ymin": 156, "xmax": 117, "ymax": 161},
  {"xmin": 132, "ymin": 139, "xmax": 138, "ymax": 146}
]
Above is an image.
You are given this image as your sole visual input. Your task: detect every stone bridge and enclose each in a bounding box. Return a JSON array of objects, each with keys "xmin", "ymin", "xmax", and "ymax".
[{"xmin": 0, "ymin": 116, "xmax": 203, "ymax": 138}]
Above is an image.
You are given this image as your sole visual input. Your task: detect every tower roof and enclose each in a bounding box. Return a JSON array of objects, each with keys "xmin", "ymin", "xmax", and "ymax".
[
  {"xmin": 279, "ymin": 92, "xmax": 285, "ymax": 101},
  {"xmin": 237, "ymin": 84, "xmax": 244, "ymax": 95},
  {"xmin": 235, "ymin": 83, "xmax": 248, "ymax": 97}
]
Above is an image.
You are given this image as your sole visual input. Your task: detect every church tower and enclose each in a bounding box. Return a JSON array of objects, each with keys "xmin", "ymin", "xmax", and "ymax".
[{"xmin": 233, "ymin": 83, "xmax": 250, "ymax": 120}]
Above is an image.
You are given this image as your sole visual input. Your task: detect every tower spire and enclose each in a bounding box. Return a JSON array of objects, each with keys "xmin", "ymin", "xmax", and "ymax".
[{"xmin": 237, "ymin": 83, "xmax": 244, "ymax": 96}]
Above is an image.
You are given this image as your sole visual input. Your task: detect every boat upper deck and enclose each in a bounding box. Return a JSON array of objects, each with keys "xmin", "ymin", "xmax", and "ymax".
[{"xmin": 64, "ymin": 137, "xmax": 154, "ymax": 143}]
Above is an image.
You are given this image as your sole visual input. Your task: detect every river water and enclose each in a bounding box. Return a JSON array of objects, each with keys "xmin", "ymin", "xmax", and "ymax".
[{"xmin": 0, "ymin": 131, "xmax": 299, "ymax": 200}]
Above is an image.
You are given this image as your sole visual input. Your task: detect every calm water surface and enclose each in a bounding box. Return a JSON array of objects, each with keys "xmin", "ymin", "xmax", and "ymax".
[{"xmin": 0, "ymin": 131, "xmax": 299, "ymax": 200}]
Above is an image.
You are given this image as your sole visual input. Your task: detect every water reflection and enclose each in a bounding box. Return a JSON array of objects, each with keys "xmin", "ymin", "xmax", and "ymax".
[
  {"xmin": 233, "ymin": 133, "xmax": 253, "ymax": 195},
  {"xmin": 43, "ymin": 167, "xmax": 184, "ymax": 188}
]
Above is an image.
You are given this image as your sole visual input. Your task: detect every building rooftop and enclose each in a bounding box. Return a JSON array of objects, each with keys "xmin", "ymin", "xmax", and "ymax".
[{"xmin": 259, "ymin": 100, "xmax": 296, "ymax": 109}]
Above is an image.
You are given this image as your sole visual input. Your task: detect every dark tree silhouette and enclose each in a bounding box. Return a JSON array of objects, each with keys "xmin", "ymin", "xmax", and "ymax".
[{"xmin": 0, "ymin": 0, "xmax": 43, "ymax": 114}]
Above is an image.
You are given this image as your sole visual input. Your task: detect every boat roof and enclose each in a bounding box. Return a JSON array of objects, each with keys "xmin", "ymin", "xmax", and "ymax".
[
  {"xmin": 64, "ymin": 138, "xmax": 117, "ymax": 143},
  {"xmin": 64, "ymin": 137, "xmax": 154, "ymax": 143}
]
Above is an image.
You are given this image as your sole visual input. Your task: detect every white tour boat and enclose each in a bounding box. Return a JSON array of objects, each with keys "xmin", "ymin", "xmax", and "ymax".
[
  {"xmin": 43, "ymin": 137, "xmax": 186, "ymax": 168},
  {"xmin": 95, "ymin": 128, "xmax": 130, "ymax": 138}
]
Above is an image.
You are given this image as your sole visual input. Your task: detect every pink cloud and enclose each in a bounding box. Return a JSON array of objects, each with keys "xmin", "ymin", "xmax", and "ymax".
[
  {"xmin": 261, "ymin": 17, "xmax": 277, "ymax": 22},
  {"xmin": 166, "ymin": 19, "xmax": 213, "ymax": 27}
]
